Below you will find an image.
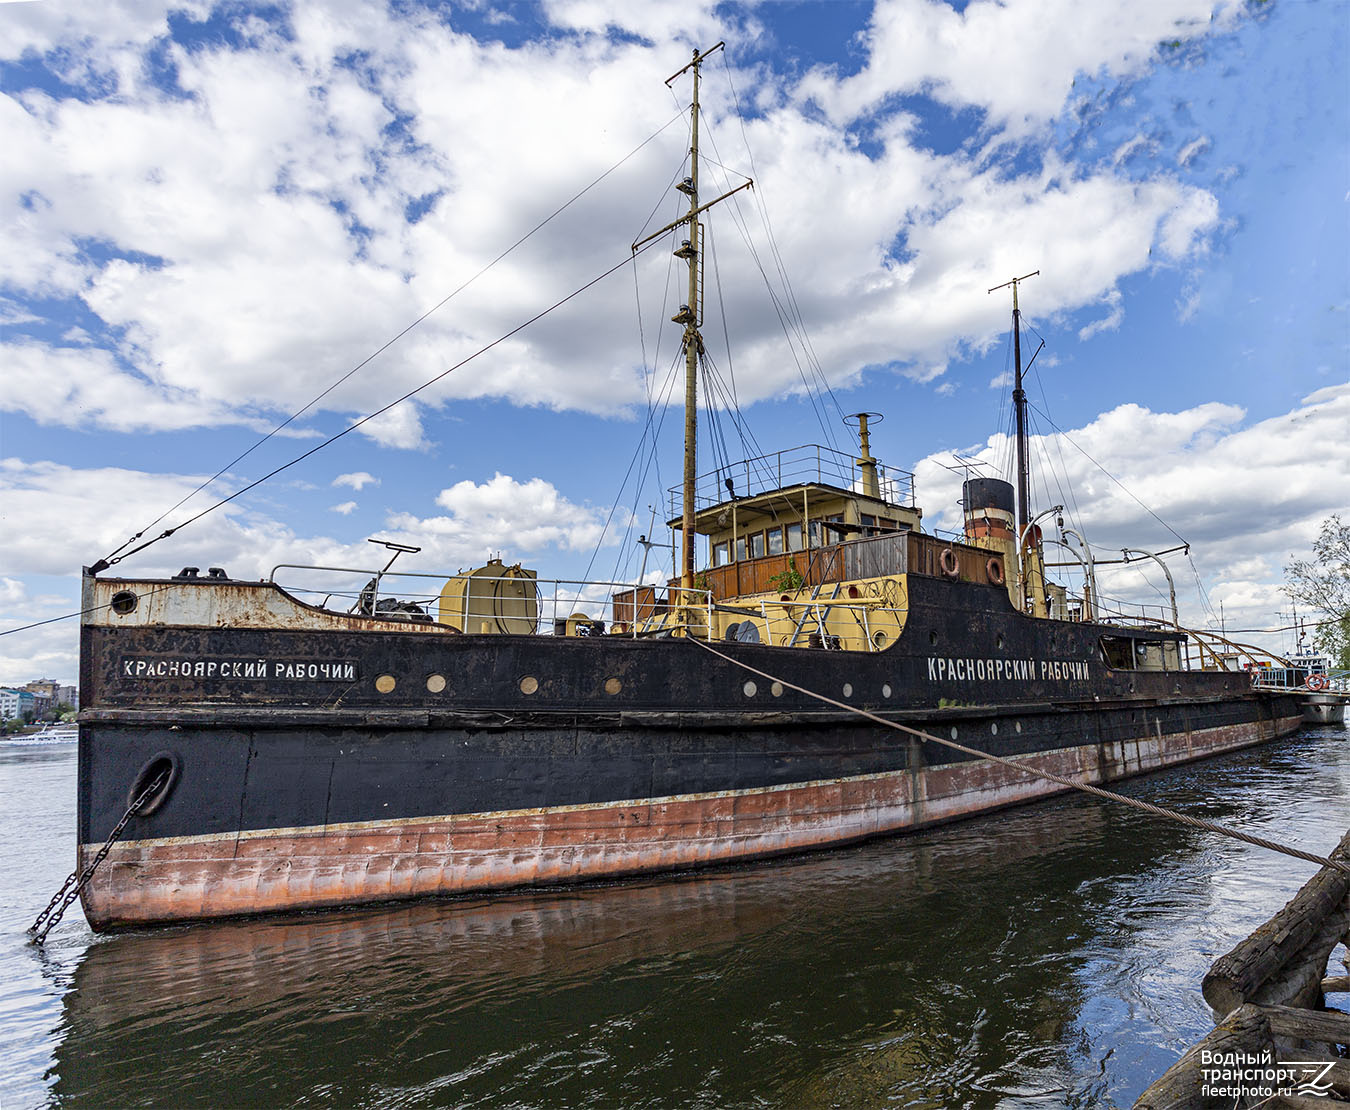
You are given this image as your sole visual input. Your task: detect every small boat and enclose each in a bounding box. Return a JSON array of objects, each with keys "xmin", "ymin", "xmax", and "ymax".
[{"xmin": 74, "ymin": 45, "xmax": 1302, "ymax": 930}]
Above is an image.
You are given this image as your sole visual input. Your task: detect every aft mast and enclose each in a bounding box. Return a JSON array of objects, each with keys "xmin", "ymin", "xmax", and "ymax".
[{"xmin": 988, "ymin": 270, "xmax": 1039, "ymax": 537}]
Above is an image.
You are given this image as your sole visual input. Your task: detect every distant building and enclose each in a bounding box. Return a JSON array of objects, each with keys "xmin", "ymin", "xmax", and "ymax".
[
  {"xmin": 24, "ymin": 679, "xmax": 61, "ymax": 699},
  {"xmin": 56, "ymin": 684, "xmax": 78, "ymax": 709},
  {"xmin": 0, "ymin": 689, "xmax": 38, "ymax": 722}
]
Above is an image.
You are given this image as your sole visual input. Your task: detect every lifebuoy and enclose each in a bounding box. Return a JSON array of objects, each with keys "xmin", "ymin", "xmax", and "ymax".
[
  {"xmin": 939, "ymin": 548, "xmax": 960, "ymax": 578},
  {"xmin": 986, "ymin": 556, "xmax": 1005, "ymax": 586},
  {"xmin": 1306, "ymin": 673, "xmax": 1329, "ymax": 691}
]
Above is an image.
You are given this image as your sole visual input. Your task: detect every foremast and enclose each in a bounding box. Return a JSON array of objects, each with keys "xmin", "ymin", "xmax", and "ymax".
[{"xmin": 634, "ymin": 43, "xmax": 751, "ymax": 593}]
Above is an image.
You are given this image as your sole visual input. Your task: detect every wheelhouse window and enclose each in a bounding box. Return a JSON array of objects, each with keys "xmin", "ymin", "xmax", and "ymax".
[
  {"xmin": 748, "ymin": 531, "xmax": 766, "ymax": 559},
  {"xmin": 766, "ymin": 526, "xmax": 783, "ymax": 555},
  {"xmin": 1100, "ymin": 637, "xmax": 1134, "ymax": 670},
  {"xmin": 713, "ymin": 541, "xmax": 730, "ymax": 567},
  {"xmin": 786, "ymin": 522, "xmax": 803, "ymax": 551},
  {"xmin": 736, "ymin": 536, "xmax": 747, "ymax": 562}
]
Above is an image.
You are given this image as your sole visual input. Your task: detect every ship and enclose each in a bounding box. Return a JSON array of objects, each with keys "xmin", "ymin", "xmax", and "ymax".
[{"xmin": 74, "ymin": 45, "xmax": 1302, "ymax": 931}]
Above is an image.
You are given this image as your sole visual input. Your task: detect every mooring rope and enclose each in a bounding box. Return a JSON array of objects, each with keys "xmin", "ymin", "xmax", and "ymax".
[{"xmin": 688, "ymin": 638, "xmax": 1350, "ymax": 877}]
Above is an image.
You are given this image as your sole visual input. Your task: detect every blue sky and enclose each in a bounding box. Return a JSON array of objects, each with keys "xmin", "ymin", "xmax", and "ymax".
[{"xmin": 1, "ymin": 0, "xmax": 1347, "ymax": 685}]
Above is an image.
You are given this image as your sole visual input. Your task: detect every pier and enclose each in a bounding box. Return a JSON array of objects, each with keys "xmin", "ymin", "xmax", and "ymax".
[{"xmin": 1137, "ymin": 829, "xmax": 1350, "ymax": 1108}]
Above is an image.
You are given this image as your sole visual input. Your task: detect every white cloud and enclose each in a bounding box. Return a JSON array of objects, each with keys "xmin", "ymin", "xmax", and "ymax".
[
  {"xmin": 0, "ymin": 0, "xmax": 1233, "ymax": 437},
  {"xmin": 333, "ymin": 471, "xmax": 379, "ymax": 491},
  {"xmin": 1077, "ymin": 288, "xmax": 1124, "ymax": 341},
  {"xmin": 331, "ymin": 501, "xmax": 357, "ymax": 515},
  {"xmin": 797, "ymin": 0, "xmax": 1243, "ymax": 134},
  {"xmin": 388, "ymin": 472, "xmax": 613, "ymax": 566}
]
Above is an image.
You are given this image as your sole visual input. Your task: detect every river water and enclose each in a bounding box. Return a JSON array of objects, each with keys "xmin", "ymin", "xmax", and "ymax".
[{"xmin": 1, "ymin": 725, "xmax": 1346, "ymax": 1108}]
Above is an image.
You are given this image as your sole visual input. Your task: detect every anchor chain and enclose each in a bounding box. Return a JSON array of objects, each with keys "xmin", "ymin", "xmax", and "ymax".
[{"xmin": 28, "ymin": 768, "xmax": 169, "ymax": 945}]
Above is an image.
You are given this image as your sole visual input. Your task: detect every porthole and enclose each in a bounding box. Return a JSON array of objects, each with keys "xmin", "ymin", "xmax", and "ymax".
[
  {"xmin": 995, "ymin": 633, "xmax": 1005, "ymax": 650},
  {"xmin": 110, "ymin": 590, "xmax": 138, "ymax": 615},
  {"xmin": 604, "ymin": 677, "xmax": 622, "ymax": 695},
  {"xmin": 375, "ymin": 674, "xmax": 396, "ymax": 694},
  {"xmin": 929, "ymin": 630, "xmax": 939, "ymax": 646},
  {"xmin": 743, "ymin": 681, "xmax": 757, "ymax": 698},
  {"xmin": 520, "ymin": 676, "xmax": 539, "ymax": 695},
  {"xmin": 881, "ymin": 683, "xmax": 892, "ymax": 698},
  {"xmin": 842, "ymin": 683, "xmax": 853, "ymax": 698},
  {"xmin": 872, "ymin": 630, "xmax": 889, "ymax": 650},
  {"xmin": 770, "ymin": 682, "xmax": 783, "ymax": 697},
  {"xmin": 1015, "ymin": 721, "xmax": 1023, "ymax": 734},
  {"xmin": 950, "ymin": 726, "xmax": 959, "ymax": 740},
  {"xmin": 990, "ymin": 722, "xmax": 999, "ymax": 736},
  {"xmin": 426, "ymin": 674, "xmax": 446, "ymax": 693}
]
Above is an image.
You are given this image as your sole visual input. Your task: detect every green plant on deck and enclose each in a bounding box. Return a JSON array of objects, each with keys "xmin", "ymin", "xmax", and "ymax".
[{"xmin": 769, "ymin": 559, "xmax": 805, "ymax": 593}]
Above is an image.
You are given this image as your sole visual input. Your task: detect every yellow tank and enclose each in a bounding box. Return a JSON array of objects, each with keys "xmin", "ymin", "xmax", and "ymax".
[{"xmin": 438, "ymin": 559, "xmax": 538, "ymax": 634}]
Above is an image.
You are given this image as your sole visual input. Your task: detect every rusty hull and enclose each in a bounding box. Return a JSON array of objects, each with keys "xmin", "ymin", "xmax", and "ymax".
[{"xmin": 80, "ymin": 714, "xmax": 1301, "ymax": 929}]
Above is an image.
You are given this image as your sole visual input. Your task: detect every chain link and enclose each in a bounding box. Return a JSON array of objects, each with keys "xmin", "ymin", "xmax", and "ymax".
[{"xmin": 28, "ymin": 768, "xmax": 170, "ymax": 945}]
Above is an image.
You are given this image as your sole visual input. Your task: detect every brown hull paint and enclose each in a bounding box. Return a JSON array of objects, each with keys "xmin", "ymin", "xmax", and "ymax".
[{"xmin": 80, "ymin": 713, "xmax": 1302, "ymax": 929}]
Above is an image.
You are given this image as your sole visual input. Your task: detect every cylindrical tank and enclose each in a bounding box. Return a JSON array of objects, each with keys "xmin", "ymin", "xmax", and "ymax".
[{"xmin": 438, "ymin": 559, "xmax": 539, "ymax": 634}]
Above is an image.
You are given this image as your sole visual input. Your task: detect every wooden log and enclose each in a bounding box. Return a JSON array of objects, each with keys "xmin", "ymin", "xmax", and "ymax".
[
  {"xmin": 1203, "ymin": 829, "xmax": 1350, "ymax": 1015},
  {"xmin": 1323, "ymin": 976, "xmax": 1350, "ymax": 994},
  {"xmin": 1134, "ymin": 1004, "xmax": 1272, "ymax": 1109},
  {"xmin": 1262, "ymin": 1003, "xmax": 1350, "ymax": 1046}
]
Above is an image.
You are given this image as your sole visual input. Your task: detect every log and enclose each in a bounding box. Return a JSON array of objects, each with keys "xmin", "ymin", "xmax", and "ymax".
[
  {"xmin": 1323, "ymin": 976, "xmax": 1350, "ymax": 994},
  {"xmin": 1262, "ymin": 1003, "xmax": 1350, "ymax": 1046},
  {"xmin": 1134, "ymin": 1004, "xmax": 1272, "ymax": 1109},
  {"xmin": 1203, "ymin": 830, "xmax": 1350, "ymax": 1015}
]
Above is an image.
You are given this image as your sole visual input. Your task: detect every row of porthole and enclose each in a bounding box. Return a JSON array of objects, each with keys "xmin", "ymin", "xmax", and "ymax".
[
  {"xmin": 741, "ymin": 681, "xmax": 895, "ymax": 699},
  {"xmin": 374, "ymin": 674, "xmax": 903, "ymax": 701},
  {"xmin": 373, "ymin": 673, "xmax": 624, "ymax": 696},
  {"xmin": 946, "ymin": 720, "xmax": 1024, "ymax": 739}
]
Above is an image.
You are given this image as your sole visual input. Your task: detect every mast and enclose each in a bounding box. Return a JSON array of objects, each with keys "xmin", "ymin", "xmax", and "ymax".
[
  {"xmin": 677, "ymin": 46, "xmax": 707, "ymax": 588},
  {"xmin": 632, "ymin": 43, "xmax": 752, "ymax": 592},
  {"xmin": 988, "ymin": 271, "xmax": 1039, "ymax": 535}
]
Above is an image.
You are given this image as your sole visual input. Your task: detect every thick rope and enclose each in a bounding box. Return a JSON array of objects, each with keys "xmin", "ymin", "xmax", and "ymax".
[{"xmin": 688, "ymin": 638, "xmax": 1350, "ymax": 877}]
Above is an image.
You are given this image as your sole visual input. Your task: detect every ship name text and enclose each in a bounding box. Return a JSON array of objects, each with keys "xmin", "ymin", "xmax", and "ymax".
[
  {"xmin": 927, "ymin": 656, "xmax": 1090, "ymax": 683},
  {"xmin": 120, "ymin": 656, "xmax": 359, "ymax": 682}
]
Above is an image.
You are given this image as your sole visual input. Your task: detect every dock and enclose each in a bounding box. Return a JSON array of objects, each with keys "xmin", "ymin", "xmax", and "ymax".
[{"xmin": 1136, "ymin": 829, "xmax": 1350, "ymax": 1107}]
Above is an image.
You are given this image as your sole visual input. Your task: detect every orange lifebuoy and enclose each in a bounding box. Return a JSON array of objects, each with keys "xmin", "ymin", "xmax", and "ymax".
[
  {"xmin": 939, "ymin": 548, "xmax": 960, "ymax": 578},
  {"xmin": 1306, "ymin": 673, "xmax": 1329, "ymax": 691},
  {"xmin": 986, "ymin": 556, "xmax": 1005, "ymax": 586}
]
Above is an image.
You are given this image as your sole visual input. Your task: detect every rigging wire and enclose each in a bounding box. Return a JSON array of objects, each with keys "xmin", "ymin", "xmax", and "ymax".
[
  {"xmin": 95, "ymin": 111, "xmax": 687, "ymax": 573},
  {"xmin": 98, "ymin": 242, "xmax": 666, "ymax": 573},
  {"xmin": 720, "ymin": 55, "xmax": 847, "ymax": 440},
  {"xmin": 591, "ymin": 346, "xmax": 685, "ymax": 588}
]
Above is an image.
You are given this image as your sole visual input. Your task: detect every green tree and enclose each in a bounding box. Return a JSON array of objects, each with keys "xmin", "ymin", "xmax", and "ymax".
[{"xmin": 1284, "ymin": 515, "xmax": 1350, "ymax": 670}]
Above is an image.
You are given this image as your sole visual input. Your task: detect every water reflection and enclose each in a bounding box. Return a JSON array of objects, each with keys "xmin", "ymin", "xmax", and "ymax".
[{"xmin": 30, "ymin": 727, "xmax": 1350, "ymax": 1107}]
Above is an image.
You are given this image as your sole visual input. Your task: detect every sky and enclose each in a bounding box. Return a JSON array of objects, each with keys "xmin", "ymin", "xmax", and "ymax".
[{"xmin": 1, "ymin": 0, "xmax": 1347, "ymax": 687}]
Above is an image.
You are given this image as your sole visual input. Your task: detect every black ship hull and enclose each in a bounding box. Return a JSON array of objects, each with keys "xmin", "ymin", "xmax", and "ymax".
[{"xmin": 77, "ymin": 574, "xmax": 1301, "ymax": 929}]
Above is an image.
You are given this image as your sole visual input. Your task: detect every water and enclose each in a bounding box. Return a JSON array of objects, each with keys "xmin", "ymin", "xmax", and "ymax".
[{"xmin": 1, "ymin": 727, "xmax": 1346, "ymax": 1108}]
